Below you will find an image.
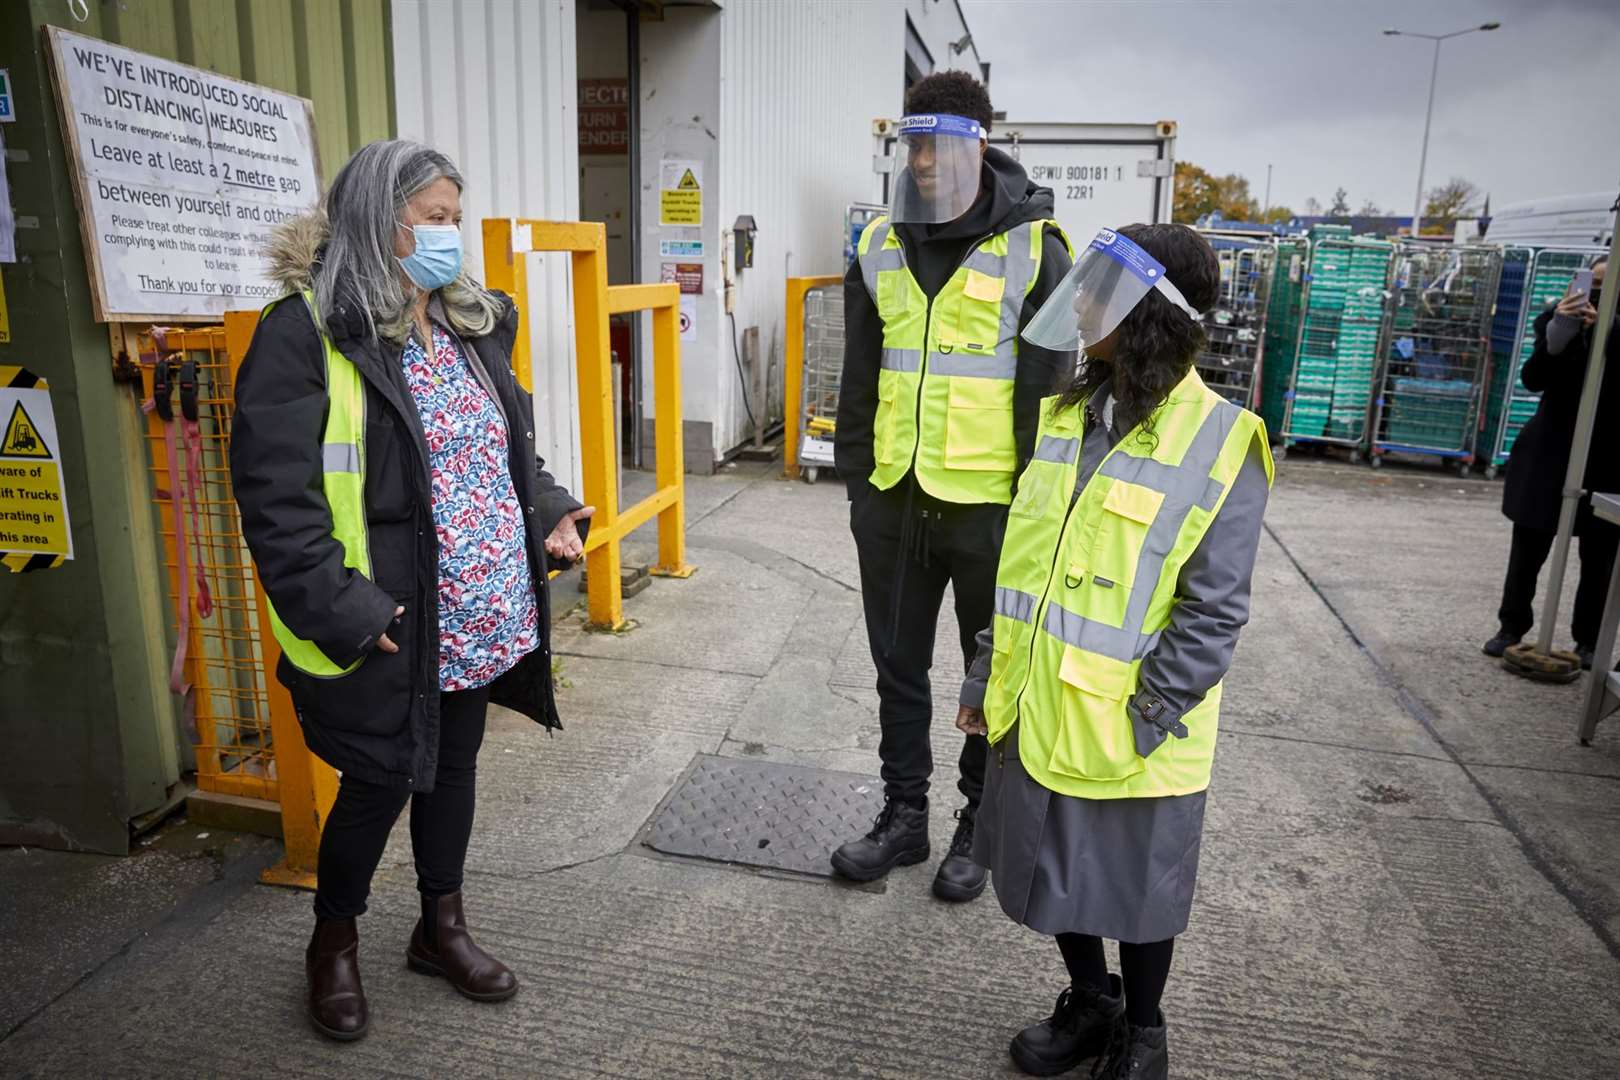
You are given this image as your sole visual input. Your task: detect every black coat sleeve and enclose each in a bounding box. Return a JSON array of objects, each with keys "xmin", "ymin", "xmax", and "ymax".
[
  {"xmin": 229, "ymin": 304, "xmax": 397, "ymax": 668},
  {"xmin": 835, "ymin": 259, "xmax": 881, "ymax": 500},
  {"xmin": 1013, "ymin": 227, "xmax": 1078, "ymax": 473},
  {"xmin": 1519, "ymin": 308, "xmax": 1579, "ymax": 395}
]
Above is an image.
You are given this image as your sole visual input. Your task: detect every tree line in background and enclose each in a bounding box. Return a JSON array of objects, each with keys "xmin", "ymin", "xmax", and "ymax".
[{"xmin": 1171, "ymin": 160, "xmax": 1484, "ymax": 236}]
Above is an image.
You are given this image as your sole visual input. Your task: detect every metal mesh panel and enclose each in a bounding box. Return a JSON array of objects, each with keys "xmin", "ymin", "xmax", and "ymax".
[
  {"xmin": 137, "ymin": 327, "xmax": 276, "ymax": 801},
  {"xmin": 795, "ymin": 285, "xmax": 844, "ymax": 476},
  {"xmin": 1195, "ymin": 242, "xmax": 1274, "ymax": 409},
  {"xmin": 1369, "ymin": 244, "xmax": 1503, "ymax": 468}
]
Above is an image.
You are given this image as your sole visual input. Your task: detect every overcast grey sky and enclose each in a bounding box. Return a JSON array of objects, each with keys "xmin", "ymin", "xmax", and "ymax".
[{"xmin": 961, "ymin": 0, "xmax": 1619, "ymax": 216}]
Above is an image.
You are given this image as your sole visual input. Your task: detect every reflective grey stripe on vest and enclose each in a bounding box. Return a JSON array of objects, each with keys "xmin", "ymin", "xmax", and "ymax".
[
  {"xmin": 962, "ymin": 249, "xmax": 1005, "ymax": 278},
  {"xmin": 996, "ymin": 222, "xmax": 1039, "ymax": 361},
  {"xmin": 322, "ymin": 443, "xmax": 361, "ymax": 474},
  {"xmin": 1034, "ymin": 434, "xmax": 1080, "ymax": 465},
  {"xmin": 995, "ymin": 585, "xmax": 1039, "ymax": 625},
  {"xmin": 929, "ymin": 350, "xmax": 1017, "ymax": 379},
  {"xmin": 881, "ymin": 347, "xmax": 923, "ymax": 373},
  {"xmin": 1104, "ymin": 399, "xmax": 1243, "ymax": 635},
  {"xmin": 1043, "ymin": 599, "xmax": 1162, "ymax": 663},
  {"xmin": 858, "ymin": 221, "xmax": 900, "ymax": 302}
]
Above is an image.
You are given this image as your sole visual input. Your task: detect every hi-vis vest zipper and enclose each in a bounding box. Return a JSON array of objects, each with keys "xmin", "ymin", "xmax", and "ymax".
[
  {"xmin": 984, "ymin": 370, "xmax": 1273, "ymax": 799},
  {"xmin": 856, "ymin": 214, "xmax": 1071, "ymax": 505},
  {"xmin": 263, "ymin": 289, "xmax": 372, "ymax": 677}
]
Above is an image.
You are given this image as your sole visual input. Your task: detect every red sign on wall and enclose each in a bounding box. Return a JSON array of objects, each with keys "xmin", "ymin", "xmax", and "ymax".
[{"xmin": 579, "ymin": 78, "xmax": 629, "ymax": 155}]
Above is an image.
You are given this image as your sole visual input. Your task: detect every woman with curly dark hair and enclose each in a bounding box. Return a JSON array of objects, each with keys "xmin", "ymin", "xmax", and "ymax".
[{"xmin": 956, "ymin": 223, "xmax": 1273, "ymax": 1079}]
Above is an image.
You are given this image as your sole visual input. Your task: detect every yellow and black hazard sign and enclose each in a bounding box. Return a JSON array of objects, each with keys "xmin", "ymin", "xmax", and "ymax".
[
  {"xmin": 0, "ymin": 365, "xmax": 73, "ymax": 572},
  {"xmin": 677, "ymin": 168, "xmax": 700, "ymax": 190}
]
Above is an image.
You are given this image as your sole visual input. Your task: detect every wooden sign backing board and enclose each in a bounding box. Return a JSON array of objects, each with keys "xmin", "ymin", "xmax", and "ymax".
[{"xmin": 43, "ymin": 25, "xmax": 322, "ymax": 324}]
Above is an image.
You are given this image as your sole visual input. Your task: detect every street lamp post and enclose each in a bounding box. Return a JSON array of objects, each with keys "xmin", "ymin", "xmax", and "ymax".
[{"xmin": 1383, "ymin": 22, "xmax": 1501, "ymax": 237}]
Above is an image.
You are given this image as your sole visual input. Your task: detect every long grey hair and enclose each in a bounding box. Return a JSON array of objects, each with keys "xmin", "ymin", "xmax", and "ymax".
[{"xmin": 316, "ymin": 139, "xmax": 500, "ymax": 343}]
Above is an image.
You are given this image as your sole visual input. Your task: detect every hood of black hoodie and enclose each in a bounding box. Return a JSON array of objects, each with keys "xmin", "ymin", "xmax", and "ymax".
[{"xmin": 894, "ymin": 146, "xmax": 1057, "ymax": 299}]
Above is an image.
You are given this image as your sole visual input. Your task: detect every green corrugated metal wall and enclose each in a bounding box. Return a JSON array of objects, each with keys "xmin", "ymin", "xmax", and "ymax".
[{"xmin": 47, "ymin": 0, "xmax": 394, "ymax": 180}]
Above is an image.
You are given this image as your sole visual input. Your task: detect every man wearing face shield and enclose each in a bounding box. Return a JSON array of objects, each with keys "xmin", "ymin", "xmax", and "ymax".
[{"xmin": 832, "ymin": 72, "xmax": 1076, "ymax": 902}]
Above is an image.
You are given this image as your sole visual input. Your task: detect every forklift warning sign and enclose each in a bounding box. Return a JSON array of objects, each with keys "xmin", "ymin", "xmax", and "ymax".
[
  {"xmin": 0, "ymin": 366, "xmax": 73, "ymax": 571},
  {"xmin": 659, "ymin": 158, "xmax": 703, "ymax": 226}
]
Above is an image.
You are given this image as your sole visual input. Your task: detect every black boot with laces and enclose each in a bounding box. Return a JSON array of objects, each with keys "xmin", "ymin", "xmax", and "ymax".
[
  {"xmin": 932, "ymin": 805, "xmax": 988, "ymax": 902},
  {"xmin": 1094, "ymin": 1009, "xmax": 1169, "ymax": 1080},
  {"xmin": 1009, "ymin": 975, "xmax": 1126, "ymax": 1076},
  {"xmin": 830, "ymin": 797, "xmax": 929, "ymax": 882}
]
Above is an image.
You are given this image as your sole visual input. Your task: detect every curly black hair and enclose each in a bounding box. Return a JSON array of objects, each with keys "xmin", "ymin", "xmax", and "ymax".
[
  {"xmin": 904, "ymin": 71, "xmax": 994, "ymax": 132},
  {"xmin": 1053, "ymin": 223, "xmax": 1220, "ymax": 444}
]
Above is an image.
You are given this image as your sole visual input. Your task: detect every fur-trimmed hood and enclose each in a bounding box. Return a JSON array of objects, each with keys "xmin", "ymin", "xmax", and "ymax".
[{"xmin": 265, "ymin": 209, "xmax": 328, "ymax": 294}]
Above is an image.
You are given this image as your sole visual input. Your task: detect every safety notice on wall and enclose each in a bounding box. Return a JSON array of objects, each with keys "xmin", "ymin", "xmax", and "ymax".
[
  {"xmin": 659, "ymin": 158, "xmax": 703, "ymax": 227},
  {"xmin": 679, "ymin": 295, "xmax": 698, "ymax": 342},
  {"xmin": 45, "ymin": 26, "xmax": 321, "ymax": 323},
  {"xmin": 0, "ymin": 366, "xmax": 72, "ymax": 571}
]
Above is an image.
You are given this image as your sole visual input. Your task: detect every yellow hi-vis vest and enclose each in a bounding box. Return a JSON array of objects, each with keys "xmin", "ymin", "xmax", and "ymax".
[
  {"xmin": 262, "ymin": 289, "xmax": 373, "ymax": 677},
  {"xmin": 984, "ymin": 369, "xmax": 1273, "ymax": 799},
  {"xmin": 856, "ymin": 214, "xmax": 1070, "ymax": 505}
]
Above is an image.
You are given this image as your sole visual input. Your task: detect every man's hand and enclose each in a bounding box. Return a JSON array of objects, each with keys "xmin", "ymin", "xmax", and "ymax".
[
  {"xmin": 545, "ymin": 506, "xmax": 596, "ymax": 562},
  {"xmin": 956, "ymin": 703, "xmax": 988, "ymax": 736},
  {"xmin": 378, "ymin": 605, "xmax": 405, "ymax": 654},
  {"xmin": 1556, "ymin": 290, "xmax": 1598, "ymax": 326}
]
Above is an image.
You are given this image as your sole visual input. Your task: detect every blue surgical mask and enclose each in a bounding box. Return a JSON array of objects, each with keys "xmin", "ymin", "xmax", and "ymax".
[{"xmin": 398, "ymin": 224, "xmax": 463, "ymax": 290}]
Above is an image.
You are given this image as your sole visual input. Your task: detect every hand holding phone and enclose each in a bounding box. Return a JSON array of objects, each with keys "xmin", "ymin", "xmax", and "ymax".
[{"xmin": 1556, "ymin": 269, "xmax": 1596, "ymax": 321}]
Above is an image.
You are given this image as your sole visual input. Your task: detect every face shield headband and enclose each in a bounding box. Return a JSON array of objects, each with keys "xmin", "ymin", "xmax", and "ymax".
[{"xmin": 1021, "ymin": 228, "xmax": 1202, "ymax": 352}]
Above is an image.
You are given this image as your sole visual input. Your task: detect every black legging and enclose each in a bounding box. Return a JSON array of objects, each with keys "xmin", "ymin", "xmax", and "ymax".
[
  {"xmin": 1057, "ymin": 932, "xmax": 1174, "ymax": 1028},
  {"xmin": 312, "ymin": 686, "xmax": 489, "ymax": 921}
]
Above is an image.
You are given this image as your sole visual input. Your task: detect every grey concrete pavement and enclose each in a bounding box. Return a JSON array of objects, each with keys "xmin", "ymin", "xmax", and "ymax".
[{"xmin": 2, "ymin": 458, "xmax": 1618, "ymax": 1078}]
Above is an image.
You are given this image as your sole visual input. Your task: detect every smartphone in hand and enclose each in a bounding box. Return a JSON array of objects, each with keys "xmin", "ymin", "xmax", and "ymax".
[{"xmin": 1569, "ymin": 268, "xmax": 1594, "ymax": 301}]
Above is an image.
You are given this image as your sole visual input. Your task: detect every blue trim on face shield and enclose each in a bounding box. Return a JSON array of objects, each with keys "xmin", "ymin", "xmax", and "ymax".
[
  {"xmin": 898, "ymin": 113, "xmax": 984, "ymax": 140},
  {"xmin": 398, "ymin": 224, "xmax": 463, "ymax": 291}
]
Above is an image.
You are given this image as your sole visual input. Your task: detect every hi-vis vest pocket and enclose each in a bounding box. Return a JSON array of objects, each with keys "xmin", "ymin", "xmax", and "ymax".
[
  {"xmin": 944, "ymin": 378, "xmax": 1017, "ymax": 472},
  {"xmin": 1090, "ymin": 480, "xmax": 1164, "ymax": 588},
  {"xmin": 1047, "ymin": 645, "xmax": 1143, "ymax": 783},
  {"xmin": 875, "ymin": 378, "xmax": 901, "ymax": 465}
]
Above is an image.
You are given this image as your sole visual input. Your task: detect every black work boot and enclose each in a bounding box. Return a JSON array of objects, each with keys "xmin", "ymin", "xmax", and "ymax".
[
  {"xmin": 1096, "ymin": 1010, "xmax": 1170, "ymax": 1079},
  {"xmin": 830, "ymin": 797, "xmax": 929, "ymax": 882},
  {"xmin": 932, "ymin": 805, "xmax": 988, "ymax": 902},
  {"xmin": 306, "ymin": 917, "xmax": 368, "ymax": 1042},
  {"xmin": 1482, "ymin": 629, "xmax": 1521, "ymax": 658},
  {"xmin": 1009, "ymin": 975, "xmax": 1125, "ymax": 1076}
]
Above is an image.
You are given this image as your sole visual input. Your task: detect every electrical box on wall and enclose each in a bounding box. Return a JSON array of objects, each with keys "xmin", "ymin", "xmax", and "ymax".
[{"xmin": 733, "ymin": 215, "xmax": 757, "ymax": 272}]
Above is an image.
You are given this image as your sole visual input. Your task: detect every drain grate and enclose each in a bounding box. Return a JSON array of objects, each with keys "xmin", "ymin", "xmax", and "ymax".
[{"xmin": 642, "ymin": 754, "xmax": 886, "ymax": 877}]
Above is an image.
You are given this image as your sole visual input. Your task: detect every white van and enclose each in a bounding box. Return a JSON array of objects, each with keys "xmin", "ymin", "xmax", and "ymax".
[{"xmin": 1486, "ymin": 191, "xmax": 1616, "ymax": 249}]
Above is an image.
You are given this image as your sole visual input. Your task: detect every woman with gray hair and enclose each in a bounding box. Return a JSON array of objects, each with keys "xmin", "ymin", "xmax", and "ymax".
[{"xmin": 231, "ymin": 138, "xmax": 593, "ymax": 1042}]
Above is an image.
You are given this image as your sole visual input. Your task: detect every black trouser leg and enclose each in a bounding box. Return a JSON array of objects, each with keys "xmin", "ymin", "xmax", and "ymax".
[
  {"xmin": 409, "ymin": 686, "xmax": 490, "ymax": 897},
  {"xmin": 1056, "ymin": 932, "xmax": 1111, "ymax": 995},
  {"xmin": 1118, "ymin": 938, "xmax": 1175, "ymax": 1027},
  {"xmin": 946, "ymin": 508, "xmax": 1004, "ymax": 809},
  {"xmin": 852, "ymin": 489, "xmax": 952, "ymax": 807},
  {"xmin": 1498, "ymin": 524, "xmax": 1555, "ymax": 639},
  {"xmin": 314, "ymin": 778, "xmax": 411, "ymax": 921},
  {"xmin": 1573, "ymin": 522, "xmax": 1620, "ymax": 650}
]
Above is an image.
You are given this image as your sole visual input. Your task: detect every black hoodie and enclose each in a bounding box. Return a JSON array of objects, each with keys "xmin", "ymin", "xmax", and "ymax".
[{"xmin": 834, "ymin": 146, "xmax": 1076, "ymax": 501}]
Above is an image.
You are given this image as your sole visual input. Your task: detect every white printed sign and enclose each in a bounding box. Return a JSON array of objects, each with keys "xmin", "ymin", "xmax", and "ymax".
[
  {"xmin": 1013, "ymin": 145, "xmax": 1164, "ymax": 248},
  {"xmin": 45, "ymin": 27, "xmax": 321, "ymax": 322}
]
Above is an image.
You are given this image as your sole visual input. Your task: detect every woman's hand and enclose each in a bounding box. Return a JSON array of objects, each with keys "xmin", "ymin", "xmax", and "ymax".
[
  {"xmin": 1556, "ymin": 290, "xmax": 1598, "ymax": 326},
  {"xmin": 545, "ymin": 506, "xmax": 596, "ymax": 562},
  {"xmin": 955, "ymin": 704, "xmax": 988, "ymax": 736},
  {"xmin": 377, "ymin": 605, "xmax": 405, "ymax": 654}
]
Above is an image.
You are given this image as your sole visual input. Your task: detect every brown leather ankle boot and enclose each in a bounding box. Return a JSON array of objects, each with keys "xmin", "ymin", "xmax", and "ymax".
[
  {"xmin": 406, "ymin": 891, "xmax": 519, "ymax": 1002},
  {"xmin": 306, "ymin": 917, "xmax": 369, "ymax": 1041}
]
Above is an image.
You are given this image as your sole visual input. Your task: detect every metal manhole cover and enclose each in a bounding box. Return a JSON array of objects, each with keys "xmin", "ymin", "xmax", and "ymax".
[{"xmin": 642, "ymin": 754, "xmax": 885, "ymax": 877}]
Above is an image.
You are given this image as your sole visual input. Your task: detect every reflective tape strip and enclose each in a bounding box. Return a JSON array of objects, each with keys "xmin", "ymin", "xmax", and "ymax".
[
  {"xmin": 929, "ymin": 350, "xmax": 1016, "ymax": 379},
  {"xmin": 1100, "ymin": 453, "xmax": 1225, "ymax": 510},
  {"xmin": 995, "ymin": 586, "xmax": 1039, "ymax": 625},
  {"xmin": 880, "ymin": 348, "xmax": 923, "ymax": 373},
  {"xmin": 857, "ymin": 222, "xmax": 899, "ymax": 301},
  {"xmin": 1119, "ymin": 400, "xmax": 1242, "ymax": 634},
  {"xmin": 1034, "ymin": 435, "xmax": 1080, "ymax": 465},
  {"xmin": 1043, "ymin": 600, "xmax": 1161, "ymax": 664},
  {"xmin": 997, "ymin": 222, "xmax": 1039, "ymax": 359},
  {"xmin": 963, "ymin": 249, "xmax": 1006, "ymax": 278},
  {"xmin": 322, "ymin": 442, "xmax": 361, "ymax": 474}
]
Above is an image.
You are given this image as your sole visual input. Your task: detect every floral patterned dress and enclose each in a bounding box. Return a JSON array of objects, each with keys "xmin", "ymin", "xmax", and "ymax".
[{"xmin": 400, "ymin": 324, "xmax": 540, "ymax": 692}]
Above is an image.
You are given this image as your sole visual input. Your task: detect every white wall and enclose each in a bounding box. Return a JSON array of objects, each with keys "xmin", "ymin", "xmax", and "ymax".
[{"xmin": 391, "ymin": 0, "xmax": 585, "ymax": 498}]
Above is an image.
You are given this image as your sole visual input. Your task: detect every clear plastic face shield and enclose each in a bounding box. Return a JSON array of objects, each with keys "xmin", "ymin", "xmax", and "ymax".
[
  {"xmin": 889, "ymin": 113, "xmax": 986, "ymax": 225},
  {"xmin": 1021, "ymin": 228, "xmax": 1202, "ymax": 352}
]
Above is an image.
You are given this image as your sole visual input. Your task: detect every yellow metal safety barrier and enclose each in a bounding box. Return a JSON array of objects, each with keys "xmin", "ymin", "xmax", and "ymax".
[
  {"xmin": 128, "ymin": 318, "xmax": 335, "ymax": 890},
  {"xmin": 783, "ymin": 275, "xmax": 843, "ymax": 479},
  {"xmin": 483, "ymin": 219, "xmax": 695, "ymax": 631}
]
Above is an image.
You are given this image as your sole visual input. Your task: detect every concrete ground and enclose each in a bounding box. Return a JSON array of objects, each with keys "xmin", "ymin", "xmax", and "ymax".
[{"xmin": 2, "ymin": 455, "xmax": 1618, "ymax": 1078}]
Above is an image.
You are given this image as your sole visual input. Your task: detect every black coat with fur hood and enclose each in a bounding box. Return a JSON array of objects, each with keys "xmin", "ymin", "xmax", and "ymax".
[{"xmin": 230, "ymin": 210, "xmax": 584, "ymax": 792}]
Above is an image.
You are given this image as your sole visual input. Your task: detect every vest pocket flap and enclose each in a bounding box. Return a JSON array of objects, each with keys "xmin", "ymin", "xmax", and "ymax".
[
  {"xmin": 962, "ymin": 268, "xmax": 1006, "ymax": 303},
  {"xmin": 948, "ymin": 378, "xmax": 1003, "ymax": 409},
  {"xmin": 1058, "ymin": 646, "xmax": 1132, "ymax": 701},
  {"xmin": 1102, "ymin": 480, "xmax": 1164, "ymax": 525}
]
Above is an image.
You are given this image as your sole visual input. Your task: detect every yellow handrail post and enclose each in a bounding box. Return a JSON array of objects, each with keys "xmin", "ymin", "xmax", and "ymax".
[
  {"xmin": 481, "ymin": 219, "xmax": 534, "ymax": 392},
  {"xmin": 648, "ymin": 289, "xmax": 694, "ymax": 579},
  {"xmin": 569, "ymin": 225, "xmax": 625, "ymax": 629},
  {"xmin": 783, "ymin": 276, "xmax": 843, "ymax": 479}
]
